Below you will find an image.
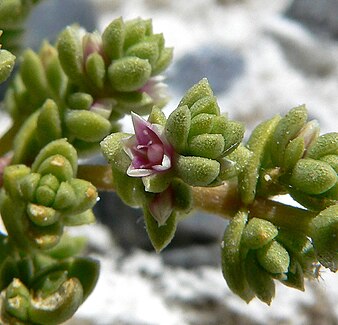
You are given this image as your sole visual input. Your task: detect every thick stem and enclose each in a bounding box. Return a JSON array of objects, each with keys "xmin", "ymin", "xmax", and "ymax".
[{"xmin": 78, "ymin": 164, "xmax": 318, "ymax": 235}]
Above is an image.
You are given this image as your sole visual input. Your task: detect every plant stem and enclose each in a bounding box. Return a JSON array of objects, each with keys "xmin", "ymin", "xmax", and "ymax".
[
  {"xmin": 0, "ymin": 122, "xmax": 20, "ymax": 156},
  {"xmin": 78, "ymin": 164, "xmax": 317, "ymax": 235}
]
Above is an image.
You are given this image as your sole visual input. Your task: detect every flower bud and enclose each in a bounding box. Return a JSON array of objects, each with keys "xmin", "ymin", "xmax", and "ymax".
[
  {"xmin": 143, "ymin": 206, "xmax": 177, "ymax": 253},
  {"xmin": 148, "ymin": 187, "xmax": 174, "ymax": 226},
  {"xmin": 270, "ymin": 105, "xmax": 308, "ymax": 166}
]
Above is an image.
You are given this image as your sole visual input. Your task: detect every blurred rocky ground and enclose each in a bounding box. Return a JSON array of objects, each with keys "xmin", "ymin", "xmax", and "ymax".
[{"xmin": 1, "ymin": 0, "xmax": 338, "ymax": 324}]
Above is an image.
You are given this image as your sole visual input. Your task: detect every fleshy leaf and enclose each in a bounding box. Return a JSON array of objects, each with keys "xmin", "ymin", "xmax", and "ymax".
[{"xmin": 143, "ymin": 207, "xmax": 177, "ymax": 252}]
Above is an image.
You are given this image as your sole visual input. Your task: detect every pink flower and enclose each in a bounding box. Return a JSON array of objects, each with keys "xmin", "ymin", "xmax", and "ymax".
[
  {"xmin": 123, "ymin": 112, "xmax": 173, "ymax": 178},
  {"xmin": 138, "ymin": 76, "xmax": 169, "ymax": 108},
  {"xmin": 82, "ymin": 31, "xmax": 105, "ymax": 63}
]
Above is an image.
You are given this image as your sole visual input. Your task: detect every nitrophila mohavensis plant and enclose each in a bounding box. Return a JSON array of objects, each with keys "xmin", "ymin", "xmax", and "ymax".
[{"xmin": 0, "ymin": 1, "xmax": 337, "ymax": 323}]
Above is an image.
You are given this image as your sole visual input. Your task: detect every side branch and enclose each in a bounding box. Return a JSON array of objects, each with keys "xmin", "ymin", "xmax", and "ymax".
[{"xmin": 78, "ymin": 164, "xmax": 318, "ymax": 234}]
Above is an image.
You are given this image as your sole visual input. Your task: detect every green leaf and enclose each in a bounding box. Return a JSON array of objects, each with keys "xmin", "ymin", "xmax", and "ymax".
[
  {"xmin": 123, "ymin": 18, "xmax": 147, "ymax": 50},
  {"xmin": 20, "ymin": 49, "xmax": 48, "ymax": 99},
  {"xmin": 176, "ymin": 155, "xmax": 220, "ymax": 186},
  {"xmin": 85, "ymin": 52, "xmax": 106, "ymax": 90},
  {"xmin": 221, "ymin": 210, "xmax": 254, "ymax": 303},
  {"xmin": 171, "ymin": 178, "xmax": 193, "ymax": 212},
  {"xmin": 36, "ymin": 99, "xmax": 62, "ymax": 146},
  {"xmin": 102, "ymin": 17, "xmax": 125, "ymax": 60},
  {"xmin": 67, "ymin": 257, "xmax": 100, "ymax": 301},
  {"xmin": 165, "ymin": 105, "xmax": 191, "ymax": 153},
  {"xmin": 241, "ymin": 218, "xmax": 278, "ymax": 249},
  {"xmin": 144, "ymin": 207, "xmax": 177, "ymax": 252},
  {"xmin": 245, "ymin": 250, "xmax": 275, "ymax": 305},
  {"xmin": 0, "ymin": 49, "xmax": 15, "ymax": 83},
  {"xmin": 280, "ymin": 257, "xmax": 305, "ymax": 291},
  {"xmin": 239, "ymin": 115, "xmax": 281, "ymax": 205},
  {"xmin": 36, "ymin": 154, "xmax": 74, "ymax": 182},
  {"xmin": 63, "ymin": 209, "xmax": 95, "ymax": 226},
  {"xmin": 151, "ymin": 47, "xmax": 173, "ymax": 76},
  {"xmin": 28, "ymin": 277, "xmax": 83, "ymax": 325},
  {"xmin": 46, "ymin": 234, "xmax": 87, "ymax": 259},
  {"xmin": 256, "ymin": 240, "xmax": 290, "ymax": 275},
  {"xmin": 270, "ymin": 105, "xmax": 308, "ymax": 166},
  {"xmin": 283, "ymin": 136, "xmax": 305, "ymax": 171},
  {"xmin": 31, "ymin": 139, "xmax": 78, "ymax": 176},
  {"xmin": 221, "ymin": 120, "xmax": 245, "ymax": 154},
  {"xmin": 276, "ymin": 230, "xmax": 315, "ymax": 279},
  {"xmin": 189, "ymin": 113, "xmax": 214, "ymax": 137},
  {"xmin": 188, "ymin": 133, "xmax": 225, "ymax": 159},
  {"xmin": 100, "ymin": 132, "xmax": 132, "ymax": 173},
  {"xmin": 64, "ymin": 109, "xmax": 112, "ymax": 142},
  {"xmin": 179, "ymin": 78, "xmax": 213, "ymax": 108},
  {"xmin": 3, "ymin": 164, "xmax": 31, "ymax": 199},
  {"xmin": 12, "ymin": 111, "xmax": 40, "ymax": 164},
  {"xmin": 67, "ymin": 92, "xmax": 93, "ymax": 111},
  {"xmin": 65, "ymin": 179, "xmax": 97, "ymax": 215},
  {"xmin": 290, "ymin": 158, "xmax": 337, "ymax": 195},
  {"xmin": 27, "ymin": 203, "xmax": 59, "ymax": 227},
  {"xmin": 126, "ymin": 40, "xmax": 159, "ymax": 67},
  {"xmin": 53, "ymin": 181, "xmax": 77, "ymax": 210},
  {"xmin": 310, "ymin": 204, "xmax": 338, "ymax": 272},
  {"xmin": 108, "ymin": 56, "xmax": 152, "ymax": 92},
  {"xmin": 57, "ymin": 26, "xmax": 84, "ymax": 83},
  {"xmin": 306, "ymin": 132, "xmax": 338, "ymax": 159}
]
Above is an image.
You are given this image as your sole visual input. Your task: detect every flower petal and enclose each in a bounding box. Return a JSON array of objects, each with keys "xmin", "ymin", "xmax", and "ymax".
[{"xmin": 127, "ymin": 165, "xmax": 153, "ymax": 177}]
